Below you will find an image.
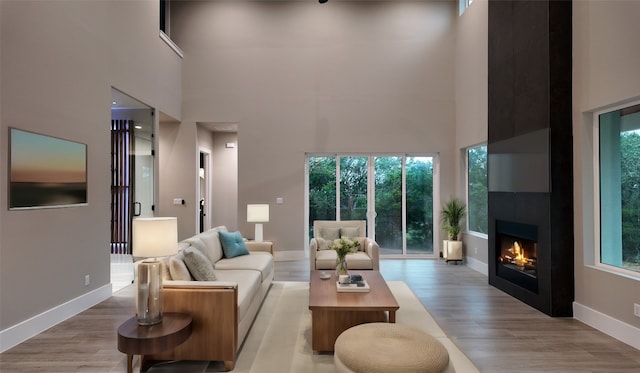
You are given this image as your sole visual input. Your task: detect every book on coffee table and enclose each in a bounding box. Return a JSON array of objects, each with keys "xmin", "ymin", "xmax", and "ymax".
[{"xmin": 336, "ymin": 279, "xmax": 370, "ymax": 292}]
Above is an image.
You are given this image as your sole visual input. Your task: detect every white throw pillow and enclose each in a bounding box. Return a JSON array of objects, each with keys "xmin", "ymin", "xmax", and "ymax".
[
  {"xmin": 340, "ymin": 226, "xmax": 360, "ymax": 238},
  {"xmin": 353, "ymin": 236, "xmax": 367, "ymax": 251},
  {"xmin": 319, "ymin": 227, "xmax": 340, "ymax": 240},
  {"xmin": 183, "ymin": 247, "xmax": 217, "ymax": 281},
  {"xmin": 169, "ymin": 251, "xmax": 193, "ymax": 281},
  {"xmin": 315, "ymin": 237, "xmax": 332, "ymax": 251}
]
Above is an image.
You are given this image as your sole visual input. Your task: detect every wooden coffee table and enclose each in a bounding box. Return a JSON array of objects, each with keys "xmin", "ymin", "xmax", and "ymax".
[{"xmin": 308, "ymin": 270, "xmax": 399, "ymax": 352}]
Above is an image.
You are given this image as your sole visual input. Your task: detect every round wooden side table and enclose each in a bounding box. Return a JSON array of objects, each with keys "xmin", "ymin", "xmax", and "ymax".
[{"xmin": 117, "ymin": 312, "xmax": 192, "ymax": 373}]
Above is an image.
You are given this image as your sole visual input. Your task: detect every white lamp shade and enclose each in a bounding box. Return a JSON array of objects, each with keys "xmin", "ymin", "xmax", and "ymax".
[
  {"xmin": 247, "ymin": 204, "xmax": 270, "ymax": 223},
  {"xmin": 132, "ymin": 217, "xmax": 179, "ymax": 257}
]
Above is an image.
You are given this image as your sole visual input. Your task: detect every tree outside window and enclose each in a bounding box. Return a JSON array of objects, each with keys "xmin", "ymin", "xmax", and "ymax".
[
  {"xmin": 467, "ymin": 145, "xmax": 488, "ymax": 234},
  {"xmin": 599, "ymin": 104, "xmax": 640, "ymax": 274}
]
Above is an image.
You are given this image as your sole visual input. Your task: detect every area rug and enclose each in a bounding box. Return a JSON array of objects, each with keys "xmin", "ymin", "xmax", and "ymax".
[{"xmin": 150, "ymin": 281, "xmax": 479, "ymax": 372}]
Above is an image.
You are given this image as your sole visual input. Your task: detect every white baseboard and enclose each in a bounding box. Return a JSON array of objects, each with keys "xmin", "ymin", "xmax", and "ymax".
[
  {"xmin": 466, "ymin": 256, "xmax": 488, "ymax": 276},
  {"xmin": 274, "ymin": 250, "xmax": 306, "ymax": 262},
  {"xmin": 0, "ymin": 284, "xmax": 112, "ymax": 353},
  {"xmin": 573, "ymin": 302, "xmax": 640, "ymax": 350}
]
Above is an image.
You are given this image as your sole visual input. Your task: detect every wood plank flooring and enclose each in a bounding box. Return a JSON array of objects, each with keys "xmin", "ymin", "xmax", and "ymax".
[{"xmin": 1, "ymin": 259, "xmax": 639, "ymax": 372}]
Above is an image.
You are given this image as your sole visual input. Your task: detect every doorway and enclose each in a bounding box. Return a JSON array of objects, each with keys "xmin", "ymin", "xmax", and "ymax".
[
  {"xmin": 110, "ymin": 88, "xmax": 155, "ymax": 291},
  {"xmin": 198, "ymin": 148, "xmax": 212, "ymax": 233}
]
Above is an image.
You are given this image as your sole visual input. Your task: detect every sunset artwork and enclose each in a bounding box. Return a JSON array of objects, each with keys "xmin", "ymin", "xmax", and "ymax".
[{"xmin": 9, "ymin": 128, "xmax": 87, "ymax": 209}]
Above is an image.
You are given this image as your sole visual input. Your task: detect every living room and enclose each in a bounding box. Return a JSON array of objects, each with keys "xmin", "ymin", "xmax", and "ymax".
[{"xmin": 1, "ymin": 0, "xmax": 639, "ymax": 371}]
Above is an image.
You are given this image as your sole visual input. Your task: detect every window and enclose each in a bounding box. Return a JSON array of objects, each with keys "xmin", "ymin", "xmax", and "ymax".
[
  {"xmin": 597, "ymin": 102, "xmax": 640, "ymax": 275},
  {"xmin": 459, "ymin": 0, "xmax": 473, "ymax": 16},
  {"xmin": 467, "ymin": 145, "xmax": 488, "ymax": 235},
  {"xmin": 160, "ymin": 0, "xmax": 169, "ymax": 34},
  {"xmin": 307, "ymin": 154, "xmax": 437, "ymax": 256}
]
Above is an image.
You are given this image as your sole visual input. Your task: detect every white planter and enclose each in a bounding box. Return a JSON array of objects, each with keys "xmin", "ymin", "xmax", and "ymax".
[
  {"xmin": 444, "ymin": 240, "xmax": 463, "ymax": 261},
  {"xmin": 442, "ymin": 240, "xmax": 449, "ymax": 259}
]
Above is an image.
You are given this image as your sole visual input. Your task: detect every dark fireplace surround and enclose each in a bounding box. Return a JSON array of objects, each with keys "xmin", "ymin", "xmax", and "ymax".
[{"xmin": 487, "ymin": 0, "xmax": 574, "ymax": 317}]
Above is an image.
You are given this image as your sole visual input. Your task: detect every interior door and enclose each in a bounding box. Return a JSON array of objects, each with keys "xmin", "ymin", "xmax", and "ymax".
[{"xmin": 134, "ymin": 125, "xmax": 154, "ymax": 218}]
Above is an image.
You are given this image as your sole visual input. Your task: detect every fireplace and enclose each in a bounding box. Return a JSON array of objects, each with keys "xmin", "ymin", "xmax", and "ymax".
[
  {"xmin": 487, "ymin": 0, "xmax": 573, "ymax": 317},
  {"xmin": 495, "ymin": 220, "xmax": 538, "ymax": 293}
]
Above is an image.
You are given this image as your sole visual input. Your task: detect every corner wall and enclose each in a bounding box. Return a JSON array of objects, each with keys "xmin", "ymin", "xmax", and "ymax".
[{"xmin": 0, "ymin": 0, "xmax": 181, "ymax": 349}]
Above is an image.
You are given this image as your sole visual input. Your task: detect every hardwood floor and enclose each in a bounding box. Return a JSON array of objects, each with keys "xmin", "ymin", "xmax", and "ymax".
[{"xmin": 1, "ymin": 259, "xmax": 639, "ymax": 372}]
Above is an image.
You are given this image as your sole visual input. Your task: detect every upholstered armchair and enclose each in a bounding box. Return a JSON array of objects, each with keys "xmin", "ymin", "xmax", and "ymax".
[{"xmin": 309, "ymin": 220, "xmax": 380, "ymax": 271}]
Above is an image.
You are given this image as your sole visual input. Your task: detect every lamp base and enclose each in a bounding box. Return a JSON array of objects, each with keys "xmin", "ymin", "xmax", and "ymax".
[
  {"xmin": 136, "ymin": 260, "xmax": 163, "ymax": 325},
  {"xmin": 254, "ymin": 223, "xmax": 264, "ymax": 242}
]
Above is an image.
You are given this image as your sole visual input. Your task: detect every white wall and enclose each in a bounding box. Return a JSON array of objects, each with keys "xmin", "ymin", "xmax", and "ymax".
[
  {"xmin": 209, "ymin": 132, "xmax": 239, "ymax": 232},
  {"xmin": 455, "ymin": 0, "xmax": 489, "ymax": 266},
  {"xmin": 0, "ymin": 0, "xmax": 181, "ymax": 349},
  {"xmin": 573, "ymin": 0, "xmax": 640, "ymax": 339},
  {"xmin": 169, "ymin": 0, "xmax": 458, "ymax": 253}
]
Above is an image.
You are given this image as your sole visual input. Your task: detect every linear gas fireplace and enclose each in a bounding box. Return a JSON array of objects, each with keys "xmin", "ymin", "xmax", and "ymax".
[
  {"xmin": 495, "ymin": 220, "xmax": 538, "ymax": 293},
  {"xmin": 488, "ymin": 0, "xmax": 573, "ymax": 317}
]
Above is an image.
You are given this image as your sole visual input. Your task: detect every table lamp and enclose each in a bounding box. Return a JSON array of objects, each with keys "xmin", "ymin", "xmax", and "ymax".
[
  {"xmin": 247, "ymin": 204, "xmax": 269, "ymax": 242},
  {"xmin": 132, "ymin": 217, "xmax": 178, "ymax": 325}
]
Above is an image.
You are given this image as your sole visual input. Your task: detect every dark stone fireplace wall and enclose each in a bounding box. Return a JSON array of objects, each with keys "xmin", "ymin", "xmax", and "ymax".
[{"xmin": 487, "ymin": 0, "xmax": 574, "ymax": 316}]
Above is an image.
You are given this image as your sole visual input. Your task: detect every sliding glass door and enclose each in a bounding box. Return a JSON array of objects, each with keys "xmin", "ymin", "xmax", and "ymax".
[
  {"xmin": 307, "ymin": 154, "xmax": 436, "ymax": 256},
  {"xmin": 405, "ymin": 156, "xmax": 434, "ymax": 254},
  {"xmin": 374, "ymin": 156, "xmax": 403, "ymax": 254}
]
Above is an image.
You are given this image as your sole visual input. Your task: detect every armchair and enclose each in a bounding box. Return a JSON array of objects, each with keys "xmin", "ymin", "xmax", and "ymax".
[{"xmin": 309, "ymin": 220, "xmax": 380, "ymax": 271}]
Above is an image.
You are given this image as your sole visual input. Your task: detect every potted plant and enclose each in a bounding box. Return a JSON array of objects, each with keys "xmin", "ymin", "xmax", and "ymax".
[{"xmin": 440, "ymin": 197, "xmax": 466, "ymax": 262}]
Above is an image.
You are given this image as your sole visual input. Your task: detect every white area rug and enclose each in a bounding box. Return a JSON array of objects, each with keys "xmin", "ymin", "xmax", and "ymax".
[
  {"xmin": 236, "ymin": 281, "xmax": 477, "ymax": 373},
  {"xmin": 150, "ymin": 281, "xmax": 479, "ymax": 372}
]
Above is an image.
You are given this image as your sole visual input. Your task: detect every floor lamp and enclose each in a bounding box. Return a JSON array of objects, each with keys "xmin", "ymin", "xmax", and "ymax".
[
  {"xmin": 247, "ymin": 204, "xmax": 269, "ymax": 242},
  {"xmin": 132, "ymin": 217, "xmax": 179, "ymax": 325}
]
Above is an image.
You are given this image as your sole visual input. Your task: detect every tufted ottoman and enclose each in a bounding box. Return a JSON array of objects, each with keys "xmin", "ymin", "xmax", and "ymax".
[{"xmin": 334, "ymin": 323, "xmax": 450, "ymax": 373}]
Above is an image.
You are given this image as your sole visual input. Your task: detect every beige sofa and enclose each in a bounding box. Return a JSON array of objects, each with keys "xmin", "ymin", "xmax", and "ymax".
[
  {"xmin": 145, "ymin": 226, "xmax": 273, "ymax": 371},
  {"xmin": 310, "ymin": 220, "xmax": 380, "ymax": 271}
]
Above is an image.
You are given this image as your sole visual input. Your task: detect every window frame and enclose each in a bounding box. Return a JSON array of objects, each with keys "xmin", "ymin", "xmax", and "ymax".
[{"xmin": 592, "ymin": 99, "xmax": 640, "ymax": 280}]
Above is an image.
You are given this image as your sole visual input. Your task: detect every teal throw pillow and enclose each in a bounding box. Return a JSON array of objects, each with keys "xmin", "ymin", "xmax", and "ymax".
[{"xmin": 219, "ymin": 231, "xmax": 250, "ymax": 258}]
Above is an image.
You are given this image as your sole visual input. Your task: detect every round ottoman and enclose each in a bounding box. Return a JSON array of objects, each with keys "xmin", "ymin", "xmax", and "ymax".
[{"xmin": 334, "ymin": 323, "xmax": 450, "ymax": 373}]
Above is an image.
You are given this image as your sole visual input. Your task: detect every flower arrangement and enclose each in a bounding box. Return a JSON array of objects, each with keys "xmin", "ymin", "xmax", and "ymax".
[
  {"xmin": 330, "ymin": 237, "xmax": 360, "ymax": 275},
  {"xmin": 330, "ymin": 237, "xmax": 361, "ymax": 258}
]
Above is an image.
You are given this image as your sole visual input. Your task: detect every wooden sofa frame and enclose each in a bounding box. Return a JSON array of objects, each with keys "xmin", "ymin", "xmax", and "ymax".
[{"xmin": 147, "ymin": 283, "xmax": 238, "ymax": 371}]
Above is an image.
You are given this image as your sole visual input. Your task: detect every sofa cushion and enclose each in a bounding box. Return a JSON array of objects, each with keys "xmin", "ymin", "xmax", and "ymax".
[
  {"xmin": 315, "ymin": 250, "xmax": 373, "ymax": 270},
  {"xmin": 215, "ymin": 252, "xmax": 274, "ymax": 282},
  {"xmin": 219, "ymin": 231, "xmax": 250, "ymax": 258},
  {"xmin": 340, "ymin": 226, "xmax": 361, "ymax": 238},
  {"xmin": 184, "ymin": 228, "xmax": 224, "ymax": 264},
  {"xmin": 169, "ymin": 251, "xmax": 193, "ymax": 281},
  {"xmin": 214, "ymin": 269, "xmax": 261, "ymax": 322},
  {"xmin": 183, "ymin": 247, "xmax": 217, "ymax": 281},
  {"xmin": 319, "ymin": 227, "xmax": 340, "ymax": 240}
]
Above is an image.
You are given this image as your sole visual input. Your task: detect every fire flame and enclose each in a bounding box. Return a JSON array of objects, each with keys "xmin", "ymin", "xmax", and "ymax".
[{"xmin": 511, "ymin": 241, "xmax": 528, "ymax": 266}]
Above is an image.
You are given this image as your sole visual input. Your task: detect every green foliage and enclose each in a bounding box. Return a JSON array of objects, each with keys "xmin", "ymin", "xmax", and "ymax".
[
  {"xmin": 468, "ymin": 146, "xmax": 488, "ymax": 234},
  {"xmin": 308, "ymin": 155, "xmax": 434, "ymax": 252},
  {"xmin": 308, "ymin": 157, "xmax": 337, "ymax": 237},
  {"xmin": 621, "ymin": 131, "xmax": 640, "ymax": 268},
  {"xmin": 440, "ymin": 197, "xmax": 466, "ymax": 241},
  {"xmin": 340, "ymin": 157, "xmax": 368, "ymax": 220}
]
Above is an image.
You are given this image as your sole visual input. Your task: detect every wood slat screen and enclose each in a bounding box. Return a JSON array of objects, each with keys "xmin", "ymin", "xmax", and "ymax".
[{"xmin": 110, "ymin": 120, "xmax": 135, "ymax": 254}]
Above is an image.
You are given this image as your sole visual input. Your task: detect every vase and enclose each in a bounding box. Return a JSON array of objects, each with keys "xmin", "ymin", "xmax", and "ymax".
[
  {"xmin": 336, "ymin": 256, "xmax": 348, "ymax": 276},
  {"xmin": 136, "ymin": 259, "xmax": 163, "ymax": 325}
]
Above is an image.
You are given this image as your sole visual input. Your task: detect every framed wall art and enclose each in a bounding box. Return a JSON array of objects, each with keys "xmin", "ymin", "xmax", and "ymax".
[{"xmin": 9, "ymin": 128, "xmax": 88, "ymax": 210}]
